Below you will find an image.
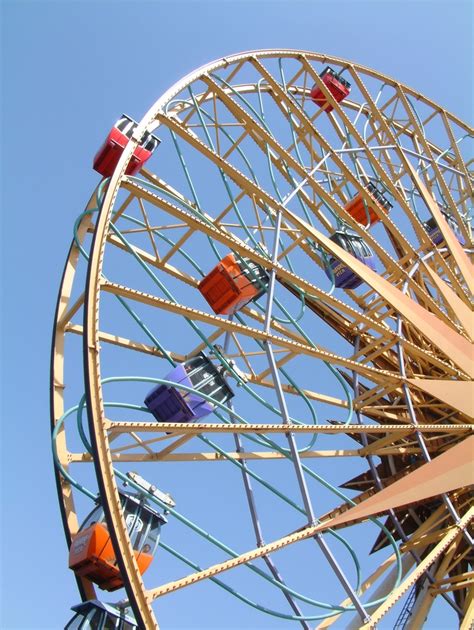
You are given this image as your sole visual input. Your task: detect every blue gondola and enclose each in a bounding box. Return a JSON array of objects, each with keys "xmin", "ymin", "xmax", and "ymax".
[
  {"xmin": 324, "ymin": 231, "xmax": 376, "ymax": 289},
  {"xmin": 65, "ymin": 600, "xmax": 137, "ymax": 629}
]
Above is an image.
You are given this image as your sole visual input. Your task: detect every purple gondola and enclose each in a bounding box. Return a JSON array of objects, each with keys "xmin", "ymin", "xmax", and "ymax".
[
  {"xmin": 144, "ymin": 353, "xmax": 234, "ymax": 424},
  {"xmin": 324, "ymin": 230, "xmax": 377, "ymax": 290},
  {"xmin": 424, "ymin": 213, "xmax": 465, "ymax": 246}
]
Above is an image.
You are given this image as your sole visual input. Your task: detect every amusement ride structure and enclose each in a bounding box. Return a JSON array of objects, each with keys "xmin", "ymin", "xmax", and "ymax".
[{"xmin": 51, "ymin": 50, "xmax": 473, "ymax": 629}]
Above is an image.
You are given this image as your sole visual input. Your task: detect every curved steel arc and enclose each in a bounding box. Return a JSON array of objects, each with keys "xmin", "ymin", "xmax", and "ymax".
[
  {"xmin": 50, "ymin": 189, "xmax": 100, "ymax": 603},
  {"xmin": 83, "ymin": 139, "xmax": 159, "ymax": 626},
  {"xmin": 52, "ymin": 49, "xmax": 473, "ymax": 629}
]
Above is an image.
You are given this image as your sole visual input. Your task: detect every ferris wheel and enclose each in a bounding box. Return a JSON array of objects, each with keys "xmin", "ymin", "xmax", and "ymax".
[{"xmin": 51, "ymin": 50, "xmax": 474, "ymax": 629}]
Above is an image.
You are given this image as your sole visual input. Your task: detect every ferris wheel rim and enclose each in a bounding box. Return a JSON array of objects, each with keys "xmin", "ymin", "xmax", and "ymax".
[
  {"xmin": 53, "ymin": 49, "xmax": 473, "ymax": 629},
  {"xmin": 141, "ymin": 48, "xmax": 473, "ymax": 132}
]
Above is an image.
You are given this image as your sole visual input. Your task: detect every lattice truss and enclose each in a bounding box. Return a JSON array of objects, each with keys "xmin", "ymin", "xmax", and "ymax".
[{"xmin": 52, "ymin": 51, "xmax": 473, "ymax": 629}]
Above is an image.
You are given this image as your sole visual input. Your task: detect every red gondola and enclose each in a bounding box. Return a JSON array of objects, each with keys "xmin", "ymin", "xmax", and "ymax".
[
  {"xmin": 310, "ymin": 66, "xmax": 351, "ymax": 113},
  {"xmin": 93, "ymin": 114, "xmax": 160, "ymax": 178}
]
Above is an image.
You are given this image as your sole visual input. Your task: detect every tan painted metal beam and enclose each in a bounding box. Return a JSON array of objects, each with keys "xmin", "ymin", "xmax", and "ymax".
[
  {"xmin": 406, "ymin": 160, "xmax": 474, "ymax": 296},
  {"xmin": 101, "ymin": 279, "xmax": 400, "ymax": 381},
  {"xmin": 460, "ymin": 585, "xmax": 474, "ymax": 630},
  {"xmin": 421, "ymin": 262, "xmax": 474, "ymax": 341},
  {"xmin": 281, "ymin": 209, "xmax": 474, "ymax": 378},
  {"xmin": 120, "ymin": 179, "xmax": 395, "ymax": 340},
  {"xmin": 361, "ymin": 510, "xmax": 473, "ymax": 628},
  {"xmin": 83, "ymin": 115, "xmax": 161, "ymax": 629},
  {"xmin": 408, "ymin": 379, "xmax": 474, "ymax": 419},
  {"xmin": 66, "ymin": 323, "xmax": 186, "ymax": 362},
  {"xmin": 70, "ymin": 448, "xmax": 365, "ymax": 463},
  {"xmin": 323, "ymin": 436, "xmax": 474, "ymax": 530},
  {"xmin": 120, "ymin": 179, "xmax": 467, "ymax": 380},
  {"xmin": 145, "ymin": 479, "xmax": 473, "ymax": 605},
  {"xmin": 51, "ymin": 194, "xmax": 99, "ymax": 602},
  {"xmin": 103, "ymin": 421, "xmax": 473, "ymax": 435}
]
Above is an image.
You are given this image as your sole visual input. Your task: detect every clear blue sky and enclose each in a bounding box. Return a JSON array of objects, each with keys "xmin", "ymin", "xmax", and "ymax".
[{"xmin": 1, "ymin": 1, "xmax": 472, "ymax": 628}]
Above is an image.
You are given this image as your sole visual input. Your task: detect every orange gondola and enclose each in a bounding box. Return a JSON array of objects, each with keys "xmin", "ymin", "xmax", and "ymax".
[
  {"xmin": 69, "ymin": 491, "xmax": 166, "ymax": 591},
  {"xmin": 198, "ymin": 253, "xmax": 268, "ymax": 315},
  {"xmin": 344, "ymin": 182, "xmax": 393, "ymax": 227}
]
